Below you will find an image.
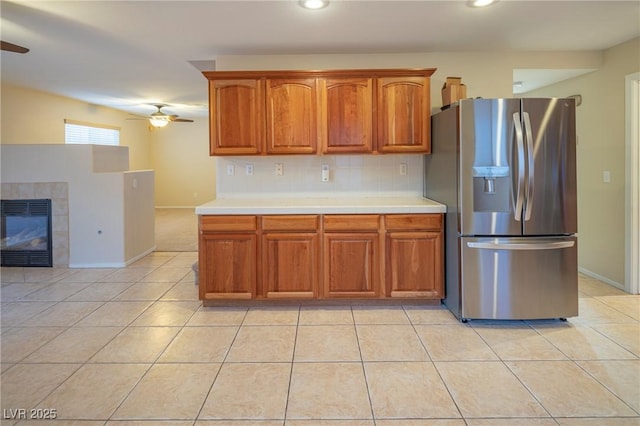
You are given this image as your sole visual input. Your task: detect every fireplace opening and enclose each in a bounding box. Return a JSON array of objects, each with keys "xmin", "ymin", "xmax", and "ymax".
[{"xmin": 1, "ymin": 199, "xmax": 53, "ymax": 267}]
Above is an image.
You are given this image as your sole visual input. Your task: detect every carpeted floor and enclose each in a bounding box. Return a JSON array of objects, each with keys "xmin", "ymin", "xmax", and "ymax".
[{"xmin": 154, "ymin": 208, "xmax": 198, "ymax": 252}]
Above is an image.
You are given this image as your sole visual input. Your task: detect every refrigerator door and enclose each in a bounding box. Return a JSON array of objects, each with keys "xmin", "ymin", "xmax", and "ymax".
[
  {"xmin": 459, "ymin": 99, "xmax": 523, "ymax": 236},
  {"xmin": 460, "ymin": 236, "xmax": 578, "ymax": 320},
  {"xmin": 521, "ymin": 98, "xmax": 577, "ymax": 235}
]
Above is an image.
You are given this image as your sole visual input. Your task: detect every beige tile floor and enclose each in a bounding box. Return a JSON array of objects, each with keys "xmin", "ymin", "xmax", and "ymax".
[{"xmin": 1, "ymin": 212, "xmax": 638, "ymax": 425}]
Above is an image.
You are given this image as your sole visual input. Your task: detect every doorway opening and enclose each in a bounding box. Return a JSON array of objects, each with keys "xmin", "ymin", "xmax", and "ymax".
[{"xmin": 625, "ymin": 72, "xmax": 639, "ymax": 294}]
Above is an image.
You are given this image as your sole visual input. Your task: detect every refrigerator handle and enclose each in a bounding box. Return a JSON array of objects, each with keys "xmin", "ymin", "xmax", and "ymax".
[
  {"xmin": 523, "ymin": 112, "xmax": 535, "ymax": 221},
  {"xmin": 467, "ymin": 241, "xmax": 575, "ymax": 250},
  {"xmin": 513, "ymin": 112, "xmax": 525, "ymax": 221}
]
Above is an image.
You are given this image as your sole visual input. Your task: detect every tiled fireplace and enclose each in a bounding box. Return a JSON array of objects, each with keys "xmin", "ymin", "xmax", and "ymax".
[{"xmin": 0, "ymin": 183, "xmax": 69, "ymax": 267}]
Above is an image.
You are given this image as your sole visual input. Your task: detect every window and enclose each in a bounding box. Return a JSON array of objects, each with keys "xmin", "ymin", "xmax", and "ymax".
[{"xmin": 64, "ymin": 119, "xmax": 120, "ymax": 145}]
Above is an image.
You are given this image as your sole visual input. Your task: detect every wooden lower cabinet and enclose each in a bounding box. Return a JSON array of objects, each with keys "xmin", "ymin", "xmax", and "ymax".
[
  {"xmin": 323, "ymin": 232, "xmax": 379, "ymax": 297},
  {"xmin": 322, "ymin": 214, "xmax": 380, "ymax": 297},
  {"xmin": 386, "ymin": 231, "xmax": 443, "ymax": 297},
  {"xmin": 199, "ymin": 216, "xmax": 257, "ymax": 300},
  {"xmin": 199, "ymin": 233, "xmax": 257, "ymax": 300},
  {"xmin": 198, "ymin": 213, "xmax": 443, "ymax": 301},
  {"xmin": 262, "ymin": 233, "xmax": 318, "ymax": 298},
  {"xmin": 384, "ymin": 214, "xmax": 444, "ymax": 298},
  {"xmin": 261, "ymin": 216, "xmax": 319, "ymax": 298}
]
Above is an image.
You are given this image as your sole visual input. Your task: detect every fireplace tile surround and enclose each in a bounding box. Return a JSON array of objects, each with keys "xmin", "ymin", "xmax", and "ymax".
[{"xmin": 1, "ymin": 182, "xmax": 69, "ymax": 267}]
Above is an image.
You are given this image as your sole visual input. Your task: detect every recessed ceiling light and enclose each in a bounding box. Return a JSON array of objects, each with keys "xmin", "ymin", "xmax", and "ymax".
[
  {"xmin": 299, "ymin": 0, "xmax": 329, "ymax": 10},
  {"xmin": 468, "ymin": 0, "xmax": 498, "ymax": 7},
  {"xmin": 513, "ymin": 81, "xmax": 523, "ymax": 88}
]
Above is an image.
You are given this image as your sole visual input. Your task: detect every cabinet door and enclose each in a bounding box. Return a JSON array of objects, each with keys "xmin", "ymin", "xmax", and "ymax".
[
  {"xmin": 199, "ymin": 233, "xmax": 257, "ymax": 299},
  {"xmin": 320, "ymin": 77, "xmax": 373, "ymax": 153},
  {"xmin": 385, "ymin": 230, "xmax": 443, "ymax": 298},
  {"xmin": 262, "ymin": 232, "xmax": 319, "ymax": 298},
  {"xmin": 323, "ymin": 232, "xmax": 379, "ymax": 297},
  {"xmin": 266, "ymin": 78, "xmax": 318, "ymax": 154},
  {"xmin": 376, "ymin": 76, "xmax": 430, "ymax": 153},
  {"xmin": 209, "ymin": 79, "xmax": 264, "ymax": 155}
]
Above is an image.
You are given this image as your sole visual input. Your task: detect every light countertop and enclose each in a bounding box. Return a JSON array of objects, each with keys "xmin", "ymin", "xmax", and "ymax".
[{"xmin": 195, "ymin": 196, "xmax": 446, "ymax": 215}]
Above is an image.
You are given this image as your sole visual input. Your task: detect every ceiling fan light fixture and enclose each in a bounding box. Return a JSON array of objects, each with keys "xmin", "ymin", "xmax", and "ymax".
[
  {"xmin": 299, "ymin": 0, "xmax": 329, "ymax": 10},
  {"xmin": 149, "ymin": 115, "xmax": 169, "ymax": 128}
]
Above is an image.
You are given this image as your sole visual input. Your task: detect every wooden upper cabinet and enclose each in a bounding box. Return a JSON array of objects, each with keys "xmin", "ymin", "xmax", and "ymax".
[
  {"xmin": 320, "ymin": 77, "xmax": 373, "ymax": 154},
  {"xmin": 209, "ymin": 79, "xmax": 265, "ymax": 155},
  {"xmin": 203, "ymin": 69, "xmax": 435, "ymax": 156},
  {"xmin": 266, "ymin": 78, "xmax": 318, "ymax": 154},
  {"xmin": 377, "ymin": 76, "xmax": 431, "ymax": 153}
]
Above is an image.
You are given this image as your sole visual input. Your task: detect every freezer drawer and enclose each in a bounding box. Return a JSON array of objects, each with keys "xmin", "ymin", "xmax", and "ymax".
[{"xmin": 460, "ymin": 236, "xmax": 578, "ymax": 320}]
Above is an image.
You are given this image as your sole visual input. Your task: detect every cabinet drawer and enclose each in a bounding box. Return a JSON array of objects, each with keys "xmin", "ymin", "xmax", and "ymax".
[
  {"xmin": 262, "ymin": 215, "xmax": 319, "ymax": 231},
  {"xmin": 385, "ymin": 214, "xmax": 442, "ymax": 231},
  {"xmin": 324, "ymin": 215, "xmax": 380, "ymax": 231},
  {"xmin": 200, "ymin": 215, "xmax": 257, "ymax": 232}
]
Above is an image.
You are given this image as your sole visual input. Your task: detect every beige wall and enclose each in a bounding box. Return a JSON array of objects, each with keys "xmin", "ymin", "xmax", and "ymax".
[
  {"xmin": 0, "ymin": 84, "xmax": 152, "ymax": 171},
  {"xmin": 0, "ymin": 83, "xmax": 216, "ymax": 207},
  {"xmin": 217, "ymin": 50, "xmax": 603, "ymax": 110},
  {"xmin": 526, "ymin": 37, "xmax": 640, "ymax": 287},
  {"xmin": 1, "ymin": 41, "xmax": 637, "ymax": 282},
  {"xmin": 151, "ymin": 120, "xmax": 216, "ymax": 207}
]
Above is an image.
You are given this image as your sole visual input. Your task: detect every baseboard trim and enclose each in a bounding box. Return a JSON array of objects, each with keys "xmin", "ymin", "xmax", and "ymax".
[
  {"xmin": 578, "ymin": 266, "xmax": 624, "ymax": 290},
  {"xmin": 68, "ymin": 246, "xmax": 156, "ymax": 268},
  {"xmin": 125, "ymin": 246, "xmax": 156, "ymax": 265}
]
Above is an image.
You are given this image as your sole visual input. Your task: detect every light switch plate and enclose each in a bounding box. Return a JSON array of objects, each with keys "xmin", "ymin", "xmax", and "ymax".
[{"xmin": 226, "ymin": 165, "xmax": 234, "ymax": 176}]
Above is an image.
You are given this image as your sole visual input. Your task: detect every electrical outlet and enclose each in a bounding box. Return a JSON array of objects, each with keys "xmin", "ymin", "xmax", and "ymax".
[
  {"xmin": 400, "ymin": 163, "xmax": 408, "ymax": 176},
  {"xmin": 321, "ymin": 164, "xmax": 330, "ymax": 182},
  {"xmin": 245, "ymin": 164, "xmax": 254, "ymax": 176},
  {"xmin": 603, "ymin": 170, "xmax": 611, "ymax": 183},
  {"xmin": 275, "ymin": 163, "xmax": 284, "ymax": 176},
  {"xmin": 226, "ymin": 165, "xmax": 234, "ymax": 176}
]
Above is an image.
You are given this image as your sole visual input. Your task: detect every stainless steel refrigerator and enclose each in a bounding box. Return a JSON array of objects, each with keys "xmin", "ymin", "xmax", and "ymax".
[{"xmin": 425, "ymin": 98, "xmax": 578, "ymax": 321}]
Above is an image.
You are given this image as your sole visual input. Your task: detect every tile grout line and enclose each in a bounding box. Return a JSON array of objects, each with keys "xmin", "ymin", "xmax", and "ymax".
[
  {"xmin": 192, "ymin": 304, "xmax": 248, "ymax": 422},
  {"xmin": 282, "ymin": 305, "xmax": 301, "ymax": 424},
  {"xmin": 403, "ymin": 305, "xmax": 466, "ymax": 422}
]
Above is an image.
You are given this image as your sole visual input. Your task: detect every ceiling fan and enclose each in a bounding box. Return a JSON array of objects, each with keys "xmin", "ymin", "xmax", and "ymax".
[
  {"xmin": 129, "ymin": 104, "xmax": 195, "ymax": 128},
  {"xmin": 1, "ymin": 41, "xmax": 30, "ymax": 54}
]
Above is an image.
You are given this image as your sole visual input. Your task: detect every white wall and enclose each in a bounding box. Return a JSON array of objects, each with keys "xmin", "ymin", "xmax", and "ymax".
[
  {"xmin": 1, "ymin": 144, "xmax": 155, "ymax": 267},
  {"xmin": 216, "ymin": 154, "xmax": 423, "ymax": 198},
  {"xmin": 124, "ymin": 171, "xmax": 155, "ymax": 261},
  {"xmin": 525, "ymin": 37, "xmax": 640, "ymax": 287}
]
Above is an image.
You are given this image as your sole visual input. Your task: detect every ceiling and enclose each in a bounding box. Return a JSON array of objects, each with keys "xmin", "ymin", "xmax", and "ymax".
[{"xmin": 1, "ymin": 0, "xmax": 639, "ymax": 120}]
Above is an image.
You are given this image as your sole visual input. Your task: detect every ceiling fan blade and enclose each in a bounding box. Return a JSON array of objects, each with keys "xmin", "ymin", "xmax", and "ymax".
[
  {"xmin": 172, "ymin": 118, "xmax": 194, "ymax": 123},
  {"xmin": 1, "ymin": 41, "xmax": 29, "ymax": 54}
]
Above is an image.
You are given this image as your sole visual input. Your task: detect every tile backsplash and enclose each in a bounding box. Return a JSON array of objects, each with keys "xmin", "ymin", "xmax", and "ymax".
[{"xmin": 216, "ymin": 155, "xmax": 424, "ymax": 198}]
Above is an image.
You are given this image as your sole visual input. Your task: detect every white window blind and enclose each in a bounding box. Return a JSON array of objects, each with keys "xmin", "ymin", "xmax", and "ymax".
[{"xmin": 64, "ymin": 119, "xmax": 120, "ymax": 145}]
